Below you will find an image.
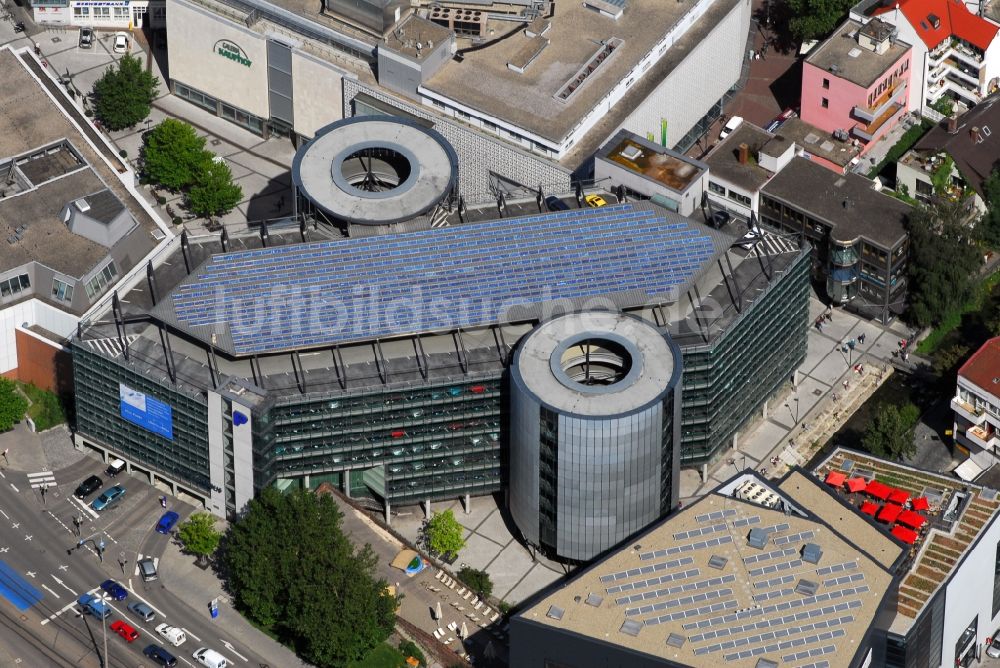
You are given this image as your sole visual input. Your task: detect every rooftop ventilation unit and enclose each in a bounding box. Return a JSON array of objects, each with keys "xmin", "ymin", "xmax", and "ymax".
[
  {"xmin": 585, "ymin": 593, "xmax": 604, "ymax": 607},
  {"xmin": 708, "ymin": 554, "xmax": 729, "ymax": 570},
  {"xmin": 583, "ymin": 0, "xmax": 627, "ymax": 20},
  {"xmin": 620, "ymin": 145, "xmax": 643, "ymax": 161},
  {"xmin": 748, "ymin": 528, "xmax": 768, "ymax": 549},
  {"xmin": 546, "ymin": 605, "xmax": 564, "ymax": 620},
  {"xmin": 666, "ymin": 633, "xmax": 686, "ymax": 648},
  {"xmin": 755, "ymin": 659, "xmax": 779, "ymax": 668},
  {"xmin": 620, "ymin": 619, "xmax": 643, "ymax": 636},
  {"xmin": 794, "ymin": 579, "xmax": 819, "ymax": 596},
  {"xmin": 802, "ymin": 543, "xmax": 823, "ymax": 564},
  {"xmin": 73, "ymin": 198, "xmax": 91, "ymax": 213}
]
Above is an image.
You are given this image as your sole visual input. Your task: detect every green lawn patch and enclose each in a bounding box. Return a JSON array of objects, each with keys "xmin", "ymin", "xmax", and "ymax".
[
  {"xmin": 867, "ymin": 120, "xmax": 933, "ymax": 180},
  {"xmin": 347, "ymin": 642, "xmax": 407, "ymax": 668},
  {"xmin": 19, "ymin": 383, "xmax": 65, "ymax": 431}
]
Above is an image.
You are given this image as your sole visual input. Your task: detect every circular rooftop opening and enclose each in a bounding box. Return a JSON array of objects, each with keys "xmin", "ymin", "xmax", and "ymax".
[
  {"xmin": 558, "ymin": 338, "xmax": 634, "ymax": 387},
  {"xmin": 340, "ymin": 147, "xmax": 412, "ymax": 193}
]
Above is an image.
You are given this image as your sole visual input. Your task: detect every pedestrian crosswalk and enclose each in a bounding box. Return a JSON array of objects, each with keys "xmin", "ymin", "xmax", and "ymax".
[
  {"xmin": 747, "ymin": 231, "xmax": 800, "ymax": 258},
  {"xmin": 26, "ymin": 470, "xmax": 55, "ymax": 489}
]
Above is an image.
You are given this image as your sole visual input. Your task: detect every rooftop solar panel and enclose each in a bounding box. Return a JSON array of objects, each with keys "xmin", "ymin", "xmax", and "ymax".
[{"xmin": 166, "ymin": 203, "xmax": 719, "ymax": 355}]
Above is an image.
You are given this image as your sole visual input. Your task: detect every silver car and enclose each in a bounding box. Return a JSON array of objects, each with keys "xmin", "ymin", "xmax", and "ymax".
[{"xmin": 127, "ymin": 600, "xmax": 155, "ymax": 622}]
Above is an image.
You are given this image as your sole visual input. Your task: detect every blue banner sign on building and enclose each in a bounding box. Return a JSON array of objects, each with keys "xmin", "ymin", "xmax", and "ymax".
[{"xmin": 119, "ymin": 383, "xmax": 174, "ymax": 440}]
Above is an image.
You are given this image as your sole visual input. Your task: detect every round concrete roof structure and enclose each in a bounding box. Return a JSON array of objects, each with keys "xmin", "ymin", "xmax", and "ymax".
[
  {"xmin": 511, "ymin": 311, "xmax": 680, "ymax": 418},
  {"xmin": 291, "ymin": 117, "xmax": 458, "ymax": 226}
]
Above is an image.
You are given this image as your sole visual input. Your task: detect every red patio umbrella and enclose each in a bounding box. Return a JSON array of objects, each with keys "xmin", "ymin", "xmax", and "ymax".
[
  {"xmin": 912, "ymin": 497, "xmax": 930, "ymax": 511},
  {"xmin": 845, "ymin": 477, "xmax": 867, "ymax": 493},
  {"xmin": 866, "ymin": 480, "xmax": 892, "ymax": 500},
  {"xmin": 897, "ymin": 510, "xmax": 927, "ymax": 529},
  {"xmin": 892, "ymin": 525, "xmax": 919, "ymax": 544},
  {"xmin": 859, "ymin": 501, "xmax": 879, "ymax": 516},
  {"xmin": 825, "ymin": 470, "xmax": 847, "ymax": 487},
  {"xmin": 887, "ymin": 489, "xmax": 910, "ymax": 505},
  {"xmin": 877, "ymin": 503, "xmax": 903, "ymax": 523}
]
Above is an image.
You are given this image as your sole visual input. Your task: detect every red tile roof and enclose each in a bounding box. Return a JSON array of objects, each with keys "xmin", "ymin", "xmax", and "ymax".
[
  {"xmin": 959, "ymin": 336, "xmax": 1000, "ymax": 394},
  {"xmin": 872, "ymin": 0, "xmax": 999, "ymax": 50}
]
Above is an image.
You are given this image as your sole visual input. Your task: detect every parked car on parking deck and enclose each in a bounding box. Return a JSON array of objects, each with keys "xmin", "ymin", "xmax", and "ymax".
[
  {"xmin": 74, "ymin": 475, "xmax": 102, "ymax": 499},
  {"xmin": 92, "ymin": 484, "xmax": 126, "ymax": 511},
  {"xmin": 156, "ymin": 511, "xmax": 179, "ymax": 534},
  {"xmin": 112, "ymin": 32, "xmax": 129, "ymax": 54},
  {"xmin": 79, "ymin": 27, "xmax": 94, "ymax": 49}
]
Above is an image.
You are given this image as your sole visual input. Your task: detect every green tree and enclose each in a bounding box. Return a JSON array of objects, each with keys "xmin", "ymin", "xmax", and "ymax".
[
  {"xmin": 176, "ymin": 512, "xmax": 222, "ymax": 565},
  {"xmin": 224, "ymin": 488, "xmax": 395, "ymax": 667},
  {"xmin": 187, "ymin": 159, "xmax": 243, "ymax": 217},
  {"xmin": 863, "ymin": 402, "xmax": 920, "ymax": 460},
  {"xmin": 907, "ymin": 199, "xmax": 981, "ymax": 327},
  {"xmin": 932, "ymin": 343, "xmax": 970, "ymax": 377},
  {"xmin": 142, "ymin": 119, "xmax": 212, "ymax": 191},
  {"xmin": 92, "ymin": 54, "xmax": 159, "ymax": 131},
  {"xmin": 981, "ymin": 168, "xmax": 1000, "ymax": 249},
  {"xmin": 458, "ymin": 566, "xmax": 493, "ymax": 598},
  {"xmin": 424, "ymin": 509, "xmax": 466, "ymax": 557},
  {"xmin": 0, "ymin": 378, "xmax": 26, "ymax": 432},
  {"xmin": 785, "ymin": 0, "xmax": 853, "ymax": 42},
  {"xmin": 930, "ymin": 155, "xmax": 955, "ymax": 197}
]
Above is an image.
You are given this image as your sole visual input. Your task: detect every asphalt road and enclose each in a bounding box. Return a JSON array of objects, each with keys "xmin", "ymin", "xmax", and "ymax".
[{"xmin": 0, "ymin": 456, "xmax": 268, "ymax": 668}]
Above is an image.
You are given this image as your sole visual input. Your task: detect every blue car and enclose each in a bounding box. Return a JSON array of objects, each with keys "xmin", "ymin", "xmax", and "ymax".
[
  {"xmin": 143, "ymin": 644, "xmax": 178, "ymax": 667},
  {"xmin": 156, "ymin": 511, "xmax": 180, "ymax": 534},
  {"xmin": 101, "ymin": 579, "xmax": 128, "ymax": 601},
  {"xmin": 91, "ymin": 485, "xmax": 126, "ymax": 511},
  {"xmin": 78, "ymin": 593, "xmax": 111, "ymax": 619}
]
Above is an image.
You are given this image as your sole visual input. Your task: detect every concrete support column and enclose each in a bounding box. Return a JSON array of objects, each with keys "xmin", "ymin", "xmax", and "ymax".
[
  {"xmin": 147, "ymin": 469, "xmax": 154, "ymax": 485},
  {"xmin": 303, "ymin": 474, "xmax": 311, "ymax": 490},
  {"xmin": 733, "ymin": 432, "xmax": 739, "ymax": 452},
  {"xmin": 384, "ymin": 500, "xmax": 391, "ymax": 526},
  {"xmin": 170, "ymin": 481, "xmax": 177, "ymax": 496},
  {"xmin": 462, "ymin": 494, "xmax": 471, "ymax": 514},
  {"xmin": 342, "ymin": 473, "xmax": 351, "ymax": 498},
  {"xmin": 423, "ymin": 499, "xmax": 432, "ymax": 519},
  {"xmin": 700, "ymin": 463, "xmax": 708, "ymax": 482},
  {"xmin": 762, "ymin": 401, "xmax": 768, "ymax": 419}
]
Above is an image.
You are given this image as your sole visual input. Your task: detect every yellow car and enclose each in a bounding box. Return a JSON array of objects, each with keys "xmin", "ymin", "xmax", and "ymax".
[{"xmin": 585, "ymin": 194, "xmax": 608, "ymax": 208}]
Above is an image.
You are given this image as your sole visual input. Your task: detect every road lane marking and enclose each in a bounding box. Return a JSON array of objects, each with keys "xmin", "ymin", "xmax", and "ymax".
[
  {"xmin": 182, "ymin": 627, "xmax": 202, "ymax": 641},
  {"xmin": 41, "ymin": 584, "xmax": 59, "ymax": 598},
  {"xmin": 58, "ymin": 565, "xmax": 68, "ymax": 571},
  {"xmin": 51, "ymin": 575, "xmax": 76, "ymax": 595},
  {"xmin": 27, "ymin": 471, "xmax": 55, "ymax": 489},
  {"xmin": 40, "ymin": 598, "xmax": 83, "ymax": 625},
  {"xmin": 0, "ymin": 509, "xmax": 8, "ymax": 519},
  {"xmin": 69, "ymin": 496, "xmax": 99, "ymax": 519},
  {"xmin": 9, "ymin": 484, "xmax": 17, "ymax": 492},
  {"xmin": 219, "ymin": 639, "xmax": 248, "ymax": 662},
  {"xmin": 25, "ymin": 571, "xmax": 35, "ymax": 578}
]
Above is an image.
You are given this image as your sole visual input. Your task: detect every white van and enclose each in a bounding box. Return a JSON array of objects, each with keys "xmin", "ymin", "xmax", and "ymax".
[
  {"xmin": 106, "ymin": 458, "xmax": 126, "ymax": 478},
  {"xmin": 719, "ymin": 115, "xmax": 743, "ymax": 140},
  {"xmin": 193, "ymin": 647, "xmax": 229, "ymax": 668},
  {"xmin": 155, "ymin": 623, "xmax": 187, "ymax": 647}
]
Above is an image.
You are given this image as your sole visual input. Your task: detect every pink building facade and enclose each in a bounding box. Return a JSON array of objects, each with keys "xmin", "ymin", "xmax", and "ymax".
[{"xmin": 801, "ymin": 20, "xmax": 914, "ymax": 155}]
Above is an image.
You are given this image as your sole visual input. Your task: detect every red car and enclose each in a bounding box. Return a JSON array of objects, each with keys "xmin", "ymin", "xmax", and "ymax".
[{"xmin": 111, "ymin": 620, "xmax": 140, "ymax": 643}]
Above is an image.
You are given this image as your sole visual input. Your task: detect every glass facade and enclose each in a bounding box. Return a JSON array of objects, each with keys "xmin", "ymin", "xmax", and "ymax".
[
  {"xmin": 885, "ymin": 590, "xmax": 945, "ymax": 668},
  {"xmin": 678, "ymin": 249, "xmax": 810, "ymax": 465}
]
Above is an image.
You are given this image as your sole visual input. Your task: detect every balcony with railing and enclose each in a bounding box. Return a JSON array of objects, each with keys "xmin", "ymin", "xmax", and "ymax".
[
  {"xmin": 928, "ymin": 40, "xmax": 985, "ymax": 66},
  {"xmin": 852, "ymin": 102, "xmax": 903, "ymax": 141},
  {"xmin": 854, "ymin": 80, "xmax": 908, "ymax": 123},
  {"xmin": 952, "ymin": 396, "xmax": 987, "ymax": 425},
  {"xmin": 966, "ymin": 424, "xmax": 998, "ymax": 450},
  {"xmin": 943, "ymin": 58, "xmax": 982, "ymax": 85}
]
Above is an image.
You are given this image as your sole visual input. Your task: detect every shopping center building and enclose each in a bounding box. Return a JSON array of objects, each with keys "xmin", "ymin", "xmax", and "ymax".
[
  {"xmin": 162, "ymin": 0, "xmax": 752, "ymax": 198},
  {"xmin": 71, "ymin": 201, "xmax": 808, "ymax": 558}
]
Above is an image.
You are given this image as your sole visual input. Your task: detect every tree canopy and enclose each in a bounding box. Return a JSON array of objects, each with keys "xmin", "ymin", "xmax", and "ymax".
[
  {"xmin": 784, "ymin": 0, "xmax": 853, "ymax": 42},
  {"xmin": 0, "ymin": 378, "xmax": 26, "ymax": 432},
  {"xmin": 863, "ymin": 402, "xmax": 920, "ymax": 460},
  {"xmin": 187, "ymin": 159, "xmax": 243, "ymax": 217},
  {"xmin": 176, "ymin": 512, "xmax": 222, "ymax": 565},
  {"xmin": 223, "ymin": 488, "xmax": 395, "ymax": 667},
  {"xmin": 425, "ymin": 509, "xmax": 466, "ymax": 557},
  {"xmin": 982, "ymin": 168, "xmax": 1000, "ymax": 249},
  {"xmin": 458, "ymin": 566, "xmax": 493, "ymax": 599},
  {"xmin": 142, "ymin": 119, "xmax": 212, "ymax": 191},
  {"xmin": 906, "ymin": 199, "xmax": 981, "ymax": 328},
  {"xmin": 92, "ymin": 55, "xmax": 159, "ymax": 131}
]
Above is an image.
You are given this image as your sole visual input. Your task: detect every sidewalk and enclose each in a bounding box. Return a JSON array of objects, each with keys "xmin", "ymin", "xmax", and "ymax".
[{"xmin": 157, "ymin": 537, "xmax": 309, "ymax": 668}]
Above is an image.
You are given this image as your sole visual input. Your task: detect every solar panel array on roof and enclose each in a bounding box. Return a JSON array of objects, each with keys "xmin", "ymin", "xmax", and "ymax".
[
  {"xmin": 761, "ymin": 522, "xmax": 791, "ymax": 534},
  {"xmin": 799, "ymin": 661, "xmax": 831, "ymax": 668},
  {"xmin": 674, "ymin": 523, "xmax": 728, "ymax": 540},
  {"xmin": 618, "ymin": 574, "xmax": 736, "ymax": 606},
  {"xmin": 638, "ymin": 535, "xmax": 733, "ymax": 560},
  {"xmin": 823, "ymin": 572, "xmax": 865, "ymax": 587},
  {"xmin": 732, "ymin": 515, "xmax": 762, "ymax": 528},
  {"xmin": 814, "ymin": 560, "xmax": 857, "ymax": 576},
  {"xmin": 644, "ymin": 599, "xmax": 738, "ymax": 625},
  {"xmin": 743, "ymin": 548, "xmax": 796, "ymax": 564},
  {"xmin": 695, "ymin": 509, "xmax": 738, "ymax": 523},
  {"xmin": 687, "ymin": 604, "xmax": 859, "ymax": 643},
  {"xmin": 720, "ymin": 630, "xmax": 844, "ymax": 660},
  {"xmin": 753, "ymin": 574, "xmax": 796, "ymax": 590},
  {"xmin": 774, "ymin": 530, "xmax": 816, "ymax": 546},
  {"xmin": 753, "ymin": 588, "xmax": 794, "ymax": 602},
  {"xmin": 782, "ymin": 644, "xmax": 837, "ymax": 663},
  {"xmin": 625, "ymin": 587, "xmax": 733, "ymax": 617},
  {"xmin": 601, "ymin": 557, "xmax": 696, "ymax": 590},
  {"xmin": 747, "ymin": 559, "xmax": 802, "ymax": 577},
  {"xmin": 168, "ymin": 203, "xmax": 718, "ymax": 355}
]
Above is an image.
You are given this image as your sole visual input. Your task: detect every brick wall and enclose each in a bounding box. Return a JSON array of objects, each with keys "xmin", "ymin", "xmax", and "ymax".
[{"xmin": 14, "ymin": 329, "xmax": 72, "ymax": 395}]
